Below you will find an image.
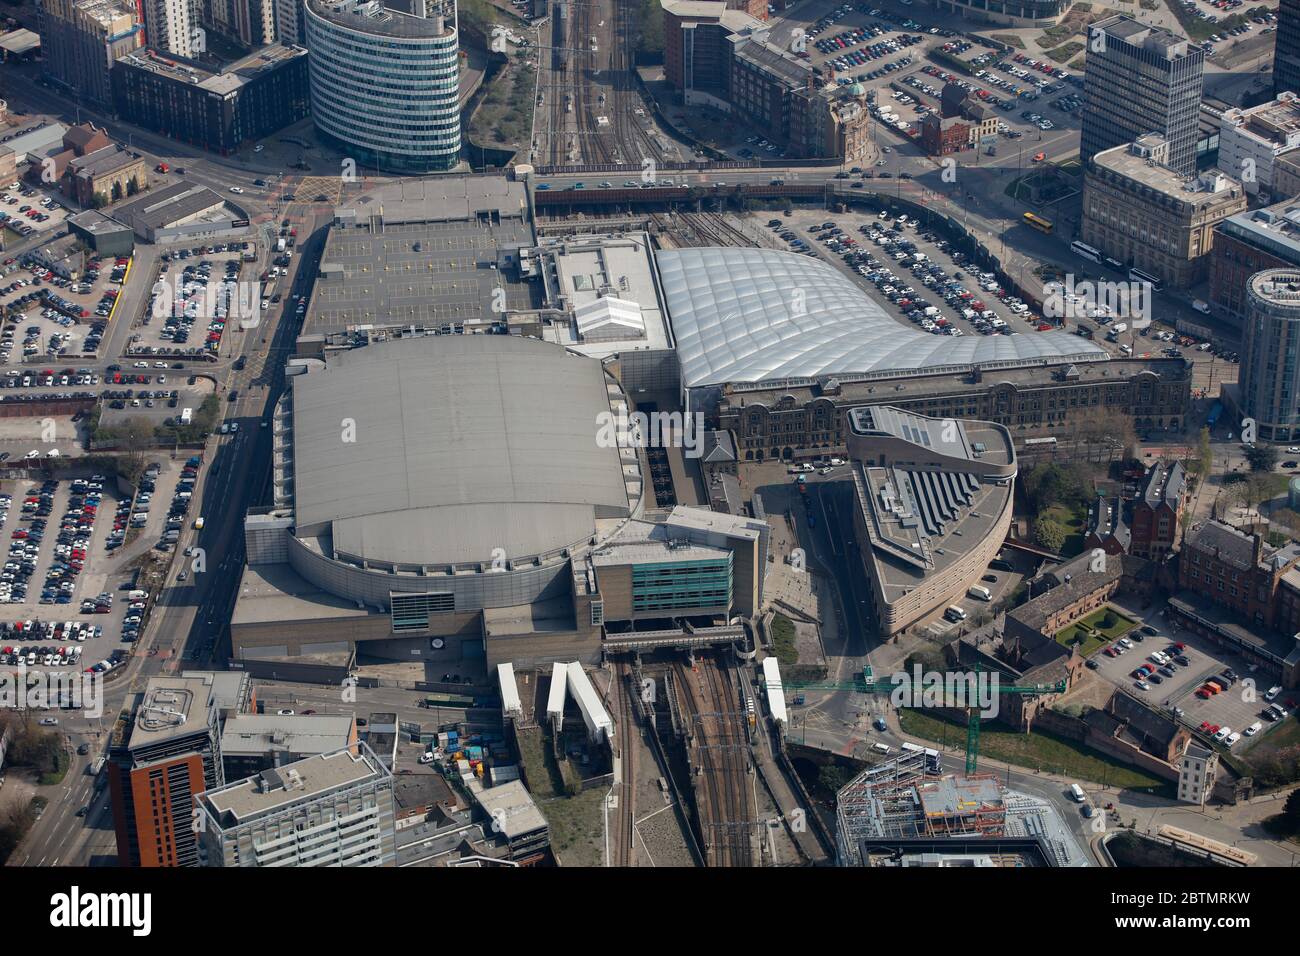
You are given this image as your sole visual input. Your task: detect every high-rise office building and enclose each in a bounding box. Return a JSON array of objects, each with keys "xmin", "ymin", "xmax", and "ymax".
[
  {"xmin": 1276, "ymin": 0, "xmax": 1300, "ymax": 97},
  {"xmin": 37, "ymin": 0, "xmax": 144, "ymax": 109},
  {"xmin": 1081, "ymin": 15, "xmax": 1204, "ymax": 177},
  {"xmin": 304, "ymin": 0, "xmax": 461, "ymax": 172},
  {"xmin": 195, "ymin": 744, "xmax": 396, "ymax": 867},
  {"xmin": 1240, "ymin": 269, "xmax": 1300, "ymax": 443},
  {"xmin": 107, "ymin": 676, "xmax": 225, "ymax": 867}
]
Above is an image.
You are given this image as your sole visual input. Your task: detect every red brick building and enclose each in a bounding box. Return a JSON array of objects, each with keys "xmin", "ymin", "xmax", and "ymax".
[
  {"xmin": 1129, "ymin": 459, "xmax": 1185, "ymax": 561},
  {"xmin": 921, "ymin": 114, "xmax": 969, "ymax": 156},
  {"xmin": 107, "ymin": 676, "xmax": 224, "ymax": 867},
  {"xmin": 1178, "ymin": 521, "xmax": 1300, "ymax": 629}
]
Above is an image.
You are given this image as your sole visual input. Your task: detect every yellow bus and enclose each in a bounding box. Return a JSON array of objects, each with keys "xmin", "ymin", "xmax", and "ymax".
[{"xmin": 1023, "ymin": 212, "xmax": 1053, "ymax": 233}]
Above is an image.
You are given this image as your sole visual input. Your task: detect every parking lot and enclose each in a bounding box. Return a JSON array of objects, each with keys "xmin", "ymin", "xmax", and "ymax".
[
  {"xmin": 1084, "ymin": 610, "xmax": 1297, "ymax": 753},
  {"xmin": 0, "ymin": 251, "xmax": 129, "ymax": 365},
  {"xmin": 0, "ymin": 183, "xmax": 73, "ymax": 245},
  {"xmin": 0, "ymin": 456, "xmax": 193, "ymax": 680},
  {"xmin": 130, "ymin": 242, "xmax": 255, "ymax": 359},
  {"xmin": 764, "ymin": 204, "xmax": 1043, "ymax": 338},
  {"xmin": 1179, "ymin": 1, "xmax": 1277, "ymax": 62}
]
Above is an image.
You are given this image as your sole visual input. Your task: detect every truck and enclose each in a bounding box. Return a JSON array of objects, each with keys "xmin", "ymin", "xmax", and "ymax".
[
  {"xmin": 276, "ymin": 236, "xmax": 286, "ymax": 253},
  {"xmin": 180, "ymin": 407, "xmax": 193, "ymax": 425},
  {"xmin": 1106, "ymin": 322, "xmax": 1128, "ymax": 340}
]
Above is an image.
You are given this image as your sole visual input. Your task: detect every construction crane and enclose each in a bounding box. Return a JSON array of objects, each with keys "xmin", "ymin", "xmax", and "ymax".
[{"xmin": 783, "ymin": 665, "xmax": 1067, "ymax": 774}]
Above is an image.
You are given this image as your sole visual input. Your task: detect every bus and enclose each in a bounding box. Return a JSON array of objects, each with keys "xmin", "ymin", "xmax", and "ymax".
[
  {"xmin": 1128, "ymin": 267, "xmax": 1163, "ymax": 292},
  {"xmin": 419, "ymin": 693, "xmax": 477, "ymax": 709},
  {"xmin": 1070, "ymin": 240, "xmax": 1101, "ymax": 263},
  {"xmin": 1023, "ymin": 212, "xmax": 1053, "ymax": 233}
]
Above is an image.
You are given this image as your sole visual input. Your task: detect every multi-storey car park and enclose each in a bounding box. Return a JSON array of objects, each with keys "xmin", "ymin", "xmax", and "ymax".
[{"xmin": 304, "ymin": 0, "xmax": 462, "ymax": 173}]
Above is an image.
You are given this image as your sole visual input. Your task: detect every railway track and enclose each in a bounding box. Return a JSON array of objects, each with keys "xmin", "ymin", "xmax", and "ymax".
[
  {"xmin": 537, "ymin": 0, "xmax": 664, "ymax": 168},
  {"xmin": 613, "ymin": 661, "xmax": 637, "ymax": 866},
  {"xmin": 674, "ymin": 653, "xmax": 754, "ymax": 867},
  {"xmin": 651, "ymin": 212, "xmax": 756, "ymax": 249}
]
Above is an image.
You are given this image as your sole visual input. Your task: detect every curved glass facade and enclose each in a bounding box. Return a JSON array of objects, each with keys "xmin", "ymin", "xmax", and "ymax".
[{"xmin": 305, "ymin": 0, "xmax": 461, "ymax": 172}]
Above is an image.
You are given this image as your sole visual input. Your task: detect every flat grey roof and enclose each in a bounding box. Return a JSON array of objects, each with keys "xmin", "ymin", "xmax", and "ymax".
[
  {"xmin": 127, "ymin": 677, "xmax": 213, "ymax": 751},
  {"xmin": 289, "ymin": 336, "xmax": 631, "ymax": 566},
  {"xmin": 306, "ymin": 180, "xmax": 533, "ymax": 337},
  {"xmin": 68, "ymin": 209, "xmax": 133, "ymax": 236},
  {"xmin": 656, "ymin": 248, "xmax": 1108, "ymax": 388},
  {"xmin": 307, "ymin": 0, "xmax": 457, "ymax": 39},
  {"xmin": 469, "ymin": 779, "xmax": 548, "ymax": 840},
  {"xmin": 232, "ymin": 560, "xmax": 374, "ymax": 626},
  {"xmin": 112, "ymin": 181, "xmax": 226, "ymax": 231},
  {"xmin": 202, "ymin": 745, "xmax": 388, "ymax": 825},
  {"xmin": 1218, "ymin": 202, "xmax": 1300, "ymax": 266},
  {"xmin": 221, "ymin": 715, "xmax": 355, "ymax": 756}
]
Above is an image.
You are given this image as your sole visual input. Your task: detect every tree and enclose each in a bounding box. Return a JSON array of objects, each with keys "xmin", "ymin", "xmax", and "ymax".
[
  {"xmin": 634, "ymin": 0, "xmax": 665, "ymax": 63},
  {"xmin": 1196, "ymin": 427, "xmax": 1212, "ymax": 476},
  {"xmin": 1284, "ymin": 787, "xmax": 1300, "ymax": 823},
  {"xmin": 1244, "ymin": 443, "xmax": 1278, "ymax": 472},
  {"xmin": 1022, "ymin": 462, "xmax": 1088, "ymax": 511},
  {"xmin": 1033, "ymin": 517, "xmax": 1067, "ymax": 553}
]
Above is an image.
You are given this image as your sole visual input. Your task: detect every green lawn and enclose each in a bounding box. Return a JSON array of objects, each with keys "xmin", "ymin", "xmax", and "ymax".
[
  {"xmin": 899, "ymin": 708, "xmax": 1172, "ymax": 793},
  {"xmin": 991, "ymin": 33, "xmax": 1026, "ymax": 49},
  {"xmin": 38, "ymin": 750, "xmax": 69, "ymax": 786},
  {"xmin": 1056, "ymin": 606, "xmax": 1137, "ymax": 656},
  {"xmin": 770, "ymin": 613, "xmax": 798, "ymax": 667},
  {"xmin": 538, "ymin": 786, "xmax": 608, "ymax": 867},
  {"xmin": 1045, "ymin": 41, "xmax": 1084, "ymax": 63},
  {"xmin": 1041, "ymin": 503, "xmax": 1087, "ymax": 557},
  {"xmin": 1079, "ymin": 606, "xmax": 1138, "ymax": 639},
  {"xmin": 1054, "ymin": 623, "xmax": 1110, "ymax": 658}
]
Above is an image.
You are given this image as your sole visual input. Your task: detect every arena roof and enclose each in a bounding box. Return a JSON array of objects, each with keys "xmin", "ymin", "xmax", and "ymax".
[
  {"xmin": 289, "ymin": 336, "xmax": 631, "ymax": 567},
  {"xmin": 655, "ymin": 248, "xmax": 1108, "ymax": 388}
]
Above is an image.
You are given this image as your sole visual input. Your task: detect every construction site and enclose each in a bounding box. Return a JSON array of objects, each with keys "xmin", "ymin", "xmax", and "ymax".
[{"xmin": 835, "ymin": 749, "xmax": 1089, "ymax": 868}]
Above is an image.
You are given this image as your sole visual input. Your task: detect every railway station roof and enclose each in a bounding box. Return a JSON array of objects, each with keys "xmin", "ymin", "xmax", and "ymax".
[{"xmin": 655, "ymin": 247, "xmax": 1108, "ymax": 388}]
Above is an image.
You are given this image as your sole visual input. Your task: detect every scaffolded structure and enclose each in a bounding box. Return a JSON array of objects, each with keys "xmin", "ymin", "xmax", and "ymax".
[{"xmin": 836, "ymin": 755, "xmax": 1007, "ymax": 866}]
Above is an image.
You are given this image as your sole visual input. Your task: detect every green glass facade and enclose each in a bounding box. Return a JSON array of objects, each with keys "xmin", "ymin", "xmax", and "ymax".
[{"xmin": 631, "ymin": 556, "xmax": 732, "ymax": 614}]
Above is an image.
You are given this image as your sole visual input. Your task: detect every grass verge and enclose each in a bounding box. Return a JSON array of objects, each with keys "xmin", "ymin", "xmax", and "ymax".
[{"xmin": 898, "ymin": 708, "xmax": 1173, "ymax": 793}]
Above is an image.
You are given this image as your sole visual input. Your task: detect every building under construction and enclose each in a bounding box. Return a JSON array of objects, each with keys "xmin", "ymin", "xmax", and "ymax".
[
  {"xmin": 835, "ymin": 751, "xmax": 1077, "ymax": 867},
  {"xmin": 836, "ymin": 751, "xmax": 1005, "ymax": 863}
]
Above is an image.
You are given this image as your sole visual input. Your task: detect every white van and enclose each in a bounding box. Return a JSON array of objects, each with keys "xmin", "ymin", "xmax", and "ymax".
[
  {"xmin": 871, "ymin": 742, "xmax": 892, "ymax": 755},
  {"xmin": 944, "ymin": 605, "xmax": 967, "ymax": 623},
  {"xmin": 1069, "ymin": 783, "xmax": 1086, "ymax": 802},
  {"xmin": 967, "ymin": 585, "xmax": 992, "ymax": 601}
]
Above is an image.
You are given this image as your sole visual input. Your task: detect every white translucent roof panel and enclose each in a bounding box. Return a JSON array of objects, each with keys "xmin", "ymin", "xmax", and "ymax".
[{"xmin": 656, "ymin": 247, "xmax": 1108, "ymax": 387}]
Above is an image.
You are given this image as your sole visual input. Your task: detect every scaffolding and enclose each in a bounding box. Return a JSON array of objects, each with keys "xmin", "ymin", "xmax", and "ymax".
[{"xmin": 835, "ymin": 756, "xmax": 1007, "ymax": 866}]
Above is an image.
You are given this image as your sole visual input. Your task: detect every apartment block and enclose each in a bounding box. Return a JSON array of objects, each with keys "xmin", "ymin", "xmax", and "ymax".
[
  {"xmin": 107, "ymin": 676, "xmax": 225, "ymax": 867},
  {"xmin": 1215, "ymin": 92, "xmax": 1300, "ymax": 198},
  {"xmin": 196, "ymin": 744, "xmax": 396, "ymax": 866},
  {"xmin": 36, "ymin": 0, "xmax": 144, "ymax": 108}
]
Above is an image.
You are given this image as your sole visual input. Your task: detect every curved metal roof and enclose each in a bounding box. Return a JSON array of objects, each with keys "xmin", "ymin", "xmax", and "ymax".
[
  {"xmin": 289, "ymin": 335, "xmax": 630, "ymax": 567},
  {"xmin": 656, "ymin": 247, "xmax": 1108, "ymax": 388}
]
